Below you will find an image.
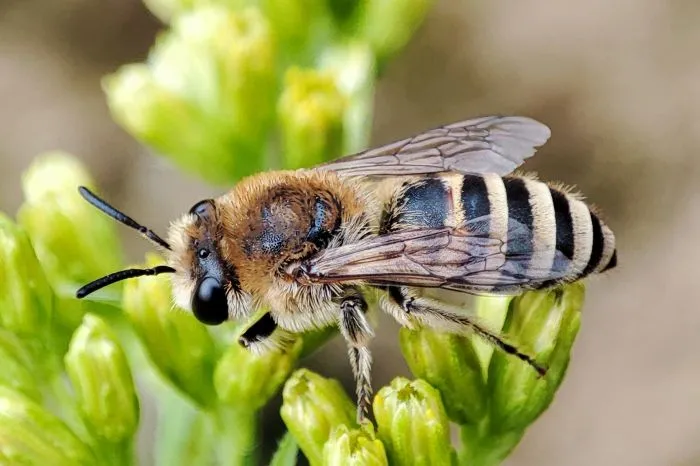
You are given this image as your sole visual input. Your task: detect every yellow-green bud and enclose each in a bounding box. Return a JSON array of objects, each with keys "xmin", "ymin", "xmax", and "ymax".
[
  {"xmin": 17, "ymin": 153, "xmax": 122, "ymax": 294},
  {"xmin": 373, "ymin": 377, "xmax": 454, "ymax": 466},
  {"xmin": 0, "ymin": 213, "xmax": 53, "ymax": 338},
  {"xmin": 318, "ymin": 42, "xmax": 376, "ymax": 155},
  {"xmin": 488, "ymin": 284, "xmax": 584, "ymax": 433},
  {"xmin": 0, "ymin": 387, "xmax": 96, "ymax": 465},
  {"xmin": 104, "ymin": 64, "xmax": 200, "ymax": 166},
  {"xmin": 143, "ymin": 0, "xmax": 333, "ymax": 56},
  {"xmin": 472, "ymin": 295, "xmax": 512, "ymax": 374},
  {"xmin": 105, "ymin": 6, "xmax": 276, "ymax": 184},
  {"xmin": 355, "ymin": 0, "xmax": 433, "ymax": 64},
  {"xmin": 279, "ymin": 67, "xmax": 347, "ymax": 169},
  {"xmin": 281, "ymin": 369, "xmax": 356, "ymax": 466},
  {"xmin": 65, "ymin": 314, "xmax": 139, "ymax": 443},
  {"xmin": 0, "ymin": 328, "xmax": 42, "ymax": 401},
  {"xmin": 323, "ymin": 424, "xmax": 388, "ymax": 466},
  {"xmin": 400, "ymin": 327, "xmax": 487, "ymax": 425},
  {"xmin": 123, "ymin": 253, "xmax": 217, "ymax": 407},
  {"xmin": 215, "ymin": 337, "xmax": 301, "ymax": 410}
]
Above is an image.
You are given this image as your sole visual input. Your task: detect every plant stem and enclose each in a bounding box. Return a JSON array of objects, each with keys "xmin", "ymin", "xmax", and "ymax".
[
  {"xmin": 215, "ymin": 405, "xmax": 259, "ymax": 466},
  {"xmin": 458, "ymin": 421, "xmax": 524, "ymax": 466},
  {"xmin": 154, "ymin": 383, "xmax": 216, "ymax": 466},
  {"xmin": 269, "ymin": 431, "xmax": 298, "ymax": 466}
]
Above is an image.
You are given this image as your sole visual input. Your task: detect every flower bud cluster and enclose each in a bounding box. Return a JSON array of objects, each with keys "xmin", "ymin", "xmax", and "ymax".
[
  {"xmin": 105, "ymin": 0, "xmax": 434, "ymax": 184},
  {"xmin": 401, "ymin": 285, "xmax": 585, "ymax": 464}
]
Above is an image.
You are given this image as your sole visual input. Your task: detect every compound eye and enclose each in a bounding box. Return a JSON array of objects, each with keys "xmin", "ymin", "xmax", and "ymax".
[
  {"xmin": 191, "ymin": 277, "xmax": 228, "ymax": 325},
  {"xmin": 189, "ymin": 199, "xmax": 215, "ymax": 220}
]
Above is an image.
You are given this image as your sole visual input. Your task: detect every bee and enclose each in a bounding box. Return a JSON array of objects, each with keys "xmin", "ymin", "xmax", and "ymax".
[{"xmin": 76, "ymin": 116, "xmax": 617, "ymax": 421}]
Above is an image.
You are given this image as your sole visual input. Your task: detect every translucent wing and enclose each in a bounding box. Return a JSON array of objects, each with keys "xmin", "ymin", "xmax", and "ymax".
[
  {"xmin": 316, "ymin": 116, "xmax": 551, "ymax": 177},
  {"xmin": 297, "ymin": 227, "xmax": 574, "ymax": 294}
]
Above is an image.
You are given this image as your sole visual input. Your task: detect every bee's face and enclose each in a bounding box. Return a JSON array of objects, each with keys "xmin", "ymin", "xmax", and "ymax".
[{"xmin": 168, "ymin": 199, "xmax": 251, "ymax": 325}]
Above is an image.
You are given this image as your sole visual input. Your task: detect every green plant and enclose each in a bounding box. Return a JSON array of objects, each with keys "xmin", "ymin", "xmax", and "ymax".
[{"xmin": 0, "ymin": 1, "xmax": 585, "ymax": 464}]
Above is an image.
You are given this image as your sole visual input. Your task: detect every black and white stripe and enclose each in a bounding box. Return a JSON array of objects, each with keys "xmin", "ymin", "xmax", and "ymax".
[
  {"xmin": 382, "ymin": 173, "xmax": 617, "ymax": 293},
  {"xmin": 597, "ymin": 223, "xmax": 617, "ymax": 273},
  {"xmin": 504, "ymin": 177, "xmax": 535, "ymax": 260},
  {"xmin": 463, "ymin": 174, "xmax": 616, "ymax": 289},
  {"xmin": 521, "ymin": 178, "xmax": 556, "ymax": 279},
  {"xmin": 460, "ymin": 173, "xmax": 491, "ymax": 235}
]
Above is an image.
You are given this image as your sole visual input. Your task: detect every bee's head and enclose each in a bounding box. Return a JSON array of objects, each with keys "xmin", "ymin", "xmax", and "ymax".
[
  {"xmin": 75, "ymin": 188, "xmax": 250, "ymax": 326},
  {"xmin": 168, "ymin": 199, "xmax": 250, "ymax": 325}
]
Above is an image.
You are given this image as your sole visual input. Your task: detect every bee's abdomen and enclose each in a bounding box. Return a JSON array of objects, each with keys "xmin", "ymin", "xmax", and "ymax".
[{"xmin": 384, "ymin": 173, "xmax": 617, "ymax": 290}]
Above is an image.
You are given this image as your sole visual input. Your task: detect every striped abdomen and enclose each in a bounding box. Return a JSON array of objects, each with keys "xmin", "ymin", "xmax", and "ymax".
[{"xmin": 381, "ymin": 173, "xmax": 617, "ymax": 291}]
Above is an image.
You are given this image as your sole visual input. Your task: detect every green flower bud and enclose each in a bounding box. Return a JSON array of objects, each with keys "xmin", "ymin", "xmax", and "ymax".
[
  {"xmin": 472, "ymin": 295, "xmax": 512, "ymax": 373},
  {"xmin": 279, "ymin": 67, "xmax": 347, "ymax": 169},
  {"xmin": 0, "ymin": 328, "xmax": 42, "ymax": 401},
  {"xmin": 215, "ymin": 336, "xmax": 301, "ymax": 410},
  {"xmin": 488, "ymin": 284, "xmax": 584, "ymax": 433},
  {"xmin": 105, "ymin": 6, "xmax": 276, "ymax": 184},
  {"xmin": 318, "ymin": 42, "xmax": 376, "ymax": 154},
  {"xmin": 373, "ymin": 377, "xmax": 454, "ymax": 466},
  {"xmin": 104, "ymin": 63, "xmax": 201, "ymax": 166},
  {"xmin": 400, "ymin": 327, "xmax": 486, "ymax": 425},
  {"xmin": 323, "ymin": 424, "xmax": 388, "ymax": 466},
  {"xmin": 17, "ymin": 152, "xmax": 122, "ymax": 294},
  {"xmin": 65, "ymin": 314, "xmax": 139, "ymax": 443},
  {"xmin": 355, "ymin": 0, "xmax": 433, "ymax": 64},
  {"xmin": 281, "ymin": 369, "xmax": 356, "ymax": 466},
  {"xmin": 123, "ymin": 253, "xmax": 217, "ymax": 407},
  {"xmin": 299, "ymin": 325, "xmax": 338, "ymax": 359},
  {"xmin": 262, "ymin": 0, "xmax": 333, "ymax": 59},
  {"xmin": 0, "ymin": 387, "xmax": 96, "ymax": 465},
  {"xmin": 0, "ymin": 213, "xmax": 53, "ymax": 338}
]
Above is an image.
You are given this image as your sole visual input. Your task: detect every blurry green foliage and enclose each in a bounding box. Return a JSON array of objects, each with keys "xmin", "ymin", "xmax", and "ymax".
[{"xmin": 0, "ymin": 0, "xmax": 588, "ymax": 464}]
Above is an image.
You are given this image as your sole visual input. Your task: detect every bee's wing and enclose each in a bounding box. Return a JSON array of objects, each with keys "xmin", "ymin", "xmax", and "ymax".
[
  {"xmin": 300, "ymin": 226, "xmax": 572, "ymax": 294},
  {"xmin": 316, "ymin": 116, "xmax": 551, "ymax": 177}
]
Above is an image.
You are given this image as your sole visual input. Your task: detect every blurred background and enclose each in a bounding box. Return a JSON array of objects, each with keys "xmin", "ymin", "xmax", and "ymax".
[{"xmin": 2, "ymin": 1, "xmax": 700, "ymax": 465}]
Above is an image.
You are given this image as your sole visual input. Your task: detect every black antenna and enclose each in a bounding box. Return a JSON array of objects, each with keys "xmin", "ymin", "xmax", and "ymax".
[
  {"xmin": 78, "ymin": 186, "xmax": 172, "ymax": 251},
  {"xmin": 76, "ymin": 265, "xmax": 175, "ymax": 298}
]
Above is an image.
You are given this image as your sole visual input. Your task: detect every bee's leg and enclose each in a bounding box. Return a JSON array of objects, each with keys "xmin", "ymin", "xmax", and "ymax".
[
  {"xmin": 338, "ymin": 290, "xmax": 374, "ymax": 423},
  {"xmin": 383, "ymin": 287, "xmax": 546, "ymax": 376},
  {"xmin": 238, "ymin": 311, "xmax": 295, "ymax": 355}
]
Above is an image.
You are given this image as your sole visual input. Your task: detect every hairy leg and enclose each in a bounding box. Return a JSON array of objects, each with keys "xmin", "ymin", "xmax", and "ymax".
[
  {"xmin": 338, "ymin": 290, "xmax": 374, "ymax": 422},
  {"xmin": 238, "ymin": 311, "xmax": 294, "ymax": 355},
  {"xmin": 383, "ymin": 287, "xmax": 546, "ymax": 376}
]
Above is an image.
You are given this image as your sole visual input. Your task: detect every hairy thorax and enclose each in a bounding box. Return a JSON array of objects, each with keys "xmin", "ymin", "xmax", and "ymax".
[{"xmin": 215, "ymin": 170, "xmax": 370, "ymax": 330}]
